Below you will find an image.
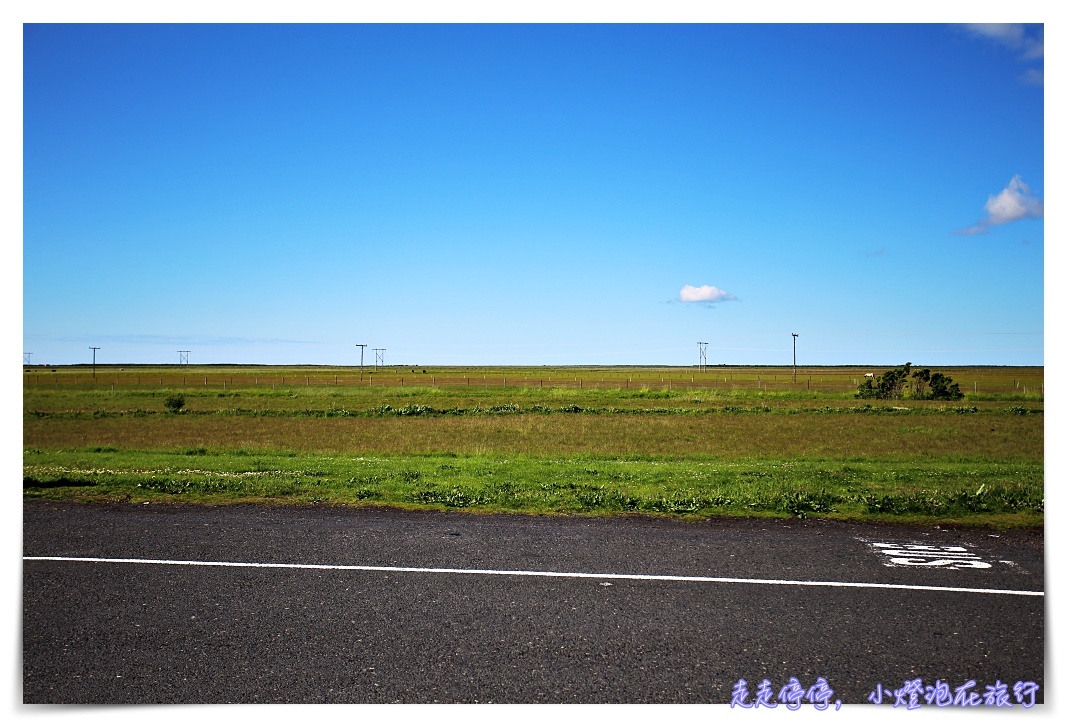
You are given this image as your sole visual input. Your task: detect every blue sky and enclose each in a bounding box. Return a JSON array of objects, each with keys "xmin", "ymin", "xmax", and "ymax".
[{"xmin": 22, "ymin": 21, "xmax": 1046, "ymax": 367}]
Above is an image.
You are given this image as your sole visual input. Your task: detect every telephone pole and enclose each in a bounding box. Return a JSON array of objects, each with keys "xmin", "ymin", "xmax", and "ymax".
[
  {"xmin": 356, "ymin": 344, "xmax": 368, "ymax": 381},
  {"xmin": 791, "ymin": 333, "xmax": 798, "ymax": 383},
  {"xmin": 697, "ymin": 342, "xmax": 708, "ymax": 373},
  {"xmin": 90, "ymin": 346, "xmax": 101, "ymax": 379}
]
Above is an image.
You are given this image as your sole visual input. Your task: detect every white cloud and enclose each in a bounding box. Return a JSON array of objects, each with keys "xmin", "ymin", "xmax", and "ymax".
[
  {"xmin": 679, "ymin": 284, "xmax": 737, "ymax": 303},
  {"xmin": 963, "ymin": 23, "xmax": 1026, "ymax": 46},
  {"xmin": 961, "ymin": 23, "xmax": 1044, "ymax": 59},
  {"xmin": 959, "ymin": 23, "xmax": 1044, "ymax": 87},
  {"xmin": 959, "ymin": 175, "xmax": 1043, "ymax": 235}
]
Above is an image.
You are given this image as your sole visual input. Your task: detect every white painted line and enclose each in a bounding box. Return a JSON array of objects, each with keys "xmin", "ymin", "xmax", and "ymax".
[{"xmin": 23, "ymin": 555, "xmax": 1045, "ymax": 597}]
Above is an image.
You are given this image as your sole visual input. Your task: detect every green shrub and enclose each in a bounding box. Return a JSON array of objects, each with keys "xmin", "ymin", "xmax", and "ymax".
[
  {"xmin": 163, "ymin": 393, "xmax": 186, "ymax": 413},
  {"xmin": 857, "ymin": 363, "xmax": 964, "ymax": 400}
]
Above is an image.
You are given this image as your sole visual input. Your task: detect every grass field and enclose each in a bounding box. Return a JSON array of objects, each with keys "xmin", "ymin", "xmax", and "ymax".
[{"xmin": 22, "ymin": 364, "xmax": 1044, "ymax": 528}]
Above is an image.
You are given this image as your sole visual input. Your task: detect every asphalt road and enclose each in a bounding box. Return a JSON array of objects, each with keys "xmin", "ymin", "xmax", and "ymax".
[{"xmin": 22, "ymin": 499, "xmax": 1044, "ymax": 705}]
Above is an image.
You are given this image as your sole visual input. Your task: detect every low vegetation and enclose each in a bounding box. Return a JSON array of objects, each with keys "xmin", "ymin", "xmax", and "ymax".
[
  {"xmin": 22, "ymin": 364, "xmax": 1043, "ymax": 528},
  {"xmin": 163, "ymin": 393, "xmax": 185, "ymax": 413},
  {"xmin": 856, "ymin": 362, "xmax": 964, "ymax": 401}
]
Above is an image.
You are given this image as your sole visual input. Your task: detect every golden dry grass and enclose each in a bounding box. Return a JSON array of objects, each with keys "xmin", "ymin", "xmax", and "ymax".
[{"xmin": 23, "ymin": 412, "xmax": 1043, "ymax": 460}]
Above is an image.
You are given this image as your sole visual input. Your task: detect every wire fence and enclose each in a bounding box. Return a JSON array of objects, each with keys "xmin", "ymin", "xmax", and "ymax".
[{"xmin": 21, "ymin": 369, "xmax": 1044, "ymax": 396}]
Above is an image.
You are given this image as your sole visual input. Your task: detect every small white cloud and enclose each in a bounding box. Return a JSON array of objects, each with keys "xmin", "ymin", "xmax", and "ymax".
[
  {"xmin": 679, "ymin": 284, "xmax": 737, "ymax": 303},
  {"xmin": 959, "ymin": 175, "xmax": 1043, "ymax": 235},
  {"xmin": 985, "ymin": 175, "xmax": 1043, "ymax": 225}
]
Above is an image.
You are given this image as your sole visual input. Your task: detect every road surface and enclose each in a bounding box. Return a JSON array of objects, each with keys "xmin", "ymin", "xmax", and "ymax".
[{"xmin": 23, "ymin": 499, "xmax": 1044, "ymax": 705}]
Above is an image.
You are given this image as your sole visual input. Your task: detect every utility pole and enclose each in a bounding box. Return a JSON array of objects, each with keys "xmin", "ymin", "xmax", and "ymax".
[
  {"xmin": 791, "ymin": 333, "xmax": 798, "ymax": 383},
  {"xmin": 356, "ymin": 344, "xmax": 367, "ymax": 381},
  {"xmin": 178, "ymin": 350, "xmax": 190, "ymax": 365},
  {"xmin": 90, "ymin": 346, "xmax": 101, "ymax": 379},
  {"xmin": 373, "ymin": 348, "xmax": 385, "ymax": 371},
  {"xmin": 24, "ymin": 353, "xmax": 32, "ymax": 366},
  {"xmin": 697, "ymin": 342, "xmax": 708, "ymax": 373}
]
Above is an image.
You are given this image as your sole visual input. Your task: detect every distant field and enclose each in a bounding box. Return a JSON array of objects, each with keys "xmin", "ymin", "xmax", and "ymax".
[
  {"xmin": 23, "ymin": 364, "xmax": 1044, "ymax": 528},
  {"xmin": 22, "ymin": 363, "xmax": 1046, "ymax": 399}
]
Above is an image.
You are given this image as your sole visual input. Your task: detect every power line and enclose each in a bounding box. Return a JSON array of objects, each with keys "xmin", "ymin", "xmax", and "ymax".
[
  {"xmin": 790, "ymin": 330, "xmax": 798, "ymax": 382},
  {"xmin": 697, "ymin": 342, "xmax": 708, "ymax": 372},
  {"xmin": 356, "ymin": 344, "xmax": 367, "ymax": 381},
  {"xmin": 90, "ymin": 346, "xmax": 101, "ymax": 378},
  {"xmin": 373, "ymin": 348, "xmax": 385, "ymax": 371},
  {"xmin": 178, "ymin": 350, "xmax": 190, "ymax": 365}
]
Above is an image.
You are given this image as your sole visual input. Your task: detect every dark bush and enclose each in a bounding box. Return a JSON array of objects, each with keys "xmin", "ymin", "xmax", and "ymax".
[
  {"xmin": 856, "ymin": 363, "xmax": 964, "ymax": 400},
  {"xmin": 164, "ymin": 393, "xmax": 186, "ymax": 413}
]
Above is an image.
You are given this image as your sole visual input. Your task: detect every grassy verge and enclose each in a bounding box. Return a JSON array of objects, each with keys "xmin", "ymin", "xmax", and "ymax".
[{"xmin": 23, "ymin": 448, "xmax": 1043, "ymax": 529}]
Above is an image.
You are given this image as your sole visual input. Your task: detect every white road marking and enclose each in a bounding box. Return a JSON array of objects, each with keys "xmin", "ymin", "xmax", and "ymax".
[
  {"xmin": 863, "ymin": 540, "xmax": 995, "ymax": 569},
  {"xmin": 23, "ymin": 555, "xmax": 1043, "ymax": 597}
]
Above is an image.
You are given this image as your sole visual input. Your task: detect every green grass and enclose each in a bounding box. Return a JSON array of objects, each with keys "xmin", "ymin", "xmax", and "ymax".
[
  {"xmin": 22, "ymin": 364, "xmax": 1044, "ymax": 528},
  {"xmin": 22, "ymin": 448, "xmax": 1043, "ymax": 528}
]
